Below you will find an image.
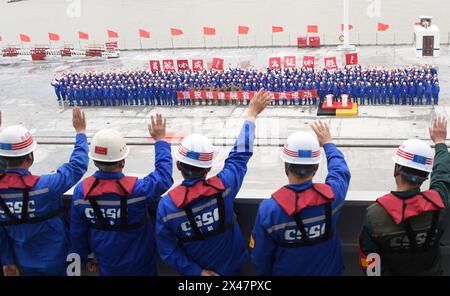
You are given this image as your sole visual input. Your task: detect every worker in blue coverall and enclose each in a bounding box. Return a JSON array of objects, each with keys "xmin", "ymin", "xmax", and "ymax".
[
  {"xmin": 393, "ymin": 82, "xmax": 400, "ymax": 105},
  {"xmin": 374, "ymin": 83, "xmax": 381, "ymax": 105},
  {"xmin": 74, "ymin": 86, "xmax": 83, "ymax": 106},
  {"xmin": 400, "ymin": 82, "xmax": 408, "ymax": 105},
  {"xmin": 156, "ymin": 90, "xmax": 271, "ymax": 276},
  {"xmin": 0, "ymin": 108, "xmax": 89, "ymax": 276},
  {"xmin": 67, "ymin": 86, "xmax": 75, "ymax": 106},
  {"xmin": 425, "ymin": 81, "xmax": 433, "ymax": 105},
  {"xmin": 70, "ymin": 114, "xmax": 173, "ymax": 276},
  {"xmin": 51, "ymin": 79, "xmax": 62, "ymax": 101},
  {"xmin": 251, "ymin": 121, "xmax": 351, "ymax": 275},
  {"xmin": 359, "ymin": 82, "xmax": 365, "ymax": 105},
  {"xmin": 380, "ymin": 83, "xmax": 387, "ymax": 105},
  {"xmin": 433, "ymin": 81, "xmax": 440, "ymax": 105},
  {"xmin": 408, "ymin": 82, "xmax": 416, "ymax": 105},
  {"xmin": 387, "ymin": 83, "xmax": 394, "ymax": 105},
  {"xmin": 417, "ymin": 82, "xmax": 425, "ymax": 105}
]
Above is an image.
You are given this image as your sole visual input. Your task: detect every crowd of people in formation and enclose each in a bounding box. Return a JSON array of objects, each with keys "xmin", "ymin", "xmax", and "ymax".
[
  {"xmin": 51, "ymin": 64, "xmax": 440, "ymax": 107},
  {"xmin": 1, "ymin": 91, "xmax": 450, "ymax": 276}
]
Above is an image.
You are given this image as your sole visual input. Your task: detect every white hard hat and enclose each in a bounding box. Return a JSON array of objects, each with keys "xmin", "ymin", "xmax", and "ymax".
[
  {"xmin": 89, "ymin": 129, "xmax": 130, "ymax": 162},
  {"xmin": 175, "ymin": 134, "xmax": 214, "ymax": 168},
  {"xmin": 280, "ymin": 132, "xmax": 322, "ymax": 165},
  {"xmin": 392, "ymin": 139, "xmax": 433, "ymax": 173},
  {"xmin": 0, "ymin": 126, "xmax": 37, "ymax": 157}
]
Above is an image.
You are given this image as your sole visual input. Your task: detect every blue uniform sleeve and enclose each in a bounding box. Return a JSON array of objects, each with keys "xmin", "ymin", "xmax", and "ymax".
[
  {"xmin": 69, "ymin": 185, "xmax": 91, "ymax": 264},
  {"xmin": 156, "ymin": 202, "xmax": 203, "ymax": 276},
  {"xmin": 138, "ymin": 141, "xmax": 173, "ymax": 202},
  {"xmin": 323, "ymin": 143, "xmax": 351, "ymax": 204},
  {"xmin": 0, "ymin": 226, "xmax": 14, "ymax": 265},
  {"xmin": 45, "ymin": 133, "xmax": 89, "ymax": 196},
  {"xmin": 217, "ymin": 120, "xmax": 255, "ymax": 194},
  {"xmin": 250, "ymin": 204, "xmax": 275, "ymax": 275}
]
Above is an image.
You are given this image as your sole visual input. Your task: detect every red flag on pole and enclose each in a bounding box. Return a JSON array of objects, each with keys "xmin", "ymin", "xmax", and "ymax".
[
  {"xmin": 78, "ymin": 32, "xmax": 89, "ymax": 40},
  {"xmin": 192, "ymin": 59, "xmax": 204, "ymax": 71},
  {"xmin": 272, "ymin": 26, "xmax": 284, "ymax": 33},
  {"xmin": 307, "ymin": 25, "xmax": 318, "ymax": 33},
  {"xmin": 377, "ymin": 23, "xmax": 390, "ymax": 31},
  {"xmin": 48, "ymin": 32, "xmax": 60, "ymax": 41},
  {"xmin": 302, "ymin": 56, "xmax": 315, "ymax": 68},
  {"xmin": 177, "ymin": 60, "xmax": 189, "ymax": 71},
  {"xmin": 340, "ymin": 24, "xmax": 354, "ymax": 31},
  {"xmin": 107, "ymin": 30, "xmax": 119, "ymax": 38},
  {"xmin": 149, "ymin": 60, "xmax": 161, "ymax": 72},
  {"xmin": 345, "ymin": 53, "xmax": 358, "ymax": 65},
  {"xmin": 203, "ymin": 27, "xmax": 216, "ymax": 36},
  {"xmin": 269, "ymin": 57, "xmax": 281, "ymax": 69},
  {"xmin": 284, "ymin": 56, "xmax": 296, "ymax": 68},
  {"xmin": 238, "ymin": 25, "xmax": 249, "ymax": 35},
  {"xmin": 170, "ymin": 28, "xmax": 183, "ymax": 36},
  {"xmin": 324, "ymin": 57, "xmax": 338, "ymax": 70},
  {"xmin": 19, "ymin": 34, "xmax": 31, "ymax": 42},
  {"xmin": 211, "ymin": 58, "xmax": 224, "ymax": 70},
  {"xmin": 139, "ymin": 29, "xmax": 150, "ymax": 38}
]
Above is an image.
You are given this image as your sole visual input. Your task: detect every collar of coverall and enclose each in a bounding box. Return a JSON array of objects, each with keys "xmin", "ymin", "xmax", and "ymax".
[
  {"xmin": 93, "ymin": 171, "xmax": 125, "ymax": 179},
  {"xmin": 181, "ymin": 177, "xmax": 206, "ymax": 187},
  {"xmin": 285, "ymin": 180, "xmax": 314, "ymax": 192},
  {"xmin": 390, "ymin": 187, "xmax": 421, "ymax": 199},
  {"xmin": 4, "ymin": 168, "xmax": 31, "ymax": 176}
]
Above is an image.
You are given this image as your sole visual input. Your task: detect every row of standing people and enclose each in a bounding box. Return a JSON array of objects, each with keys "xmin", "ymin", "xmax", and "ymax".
[
  {"xmin": 1, "ymin": 93, "xmax": 450, "ymax": 276},
  {"xmin": 51, "ymin": 65, "xmax": 440, "ymax": 107}
]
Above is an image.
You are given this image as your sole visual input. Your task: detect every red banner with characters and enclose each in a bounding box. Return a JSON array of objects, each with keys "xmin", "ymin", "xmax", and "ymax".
[
  {"xmin": 211, "ymin": 58, "xmax": 224, "ymax": 70},
  {"xmin": 177, "ymin": 59, "xmax": 189, "ymax": 71},
  {"xmin": 176, "ymin": 90, "xmax": 318, "ymax": 101},
  {"xmin": 268, "ymin": 57, "xmax": 281, "ymax": 70},
  {"xmin": 303, "ymin": 56, "xmax": 315, "ymax": 68},
  {"xmin": 324, "ymin": 57, "xmax": 338, "ymax": 70},
  {"xmin": 163, "ymin": 59, "xmax": 175, "ymax": 72},
  {"xmin": 192, "ymin": 59, "xmax": 204, "ymax": 71},
  {"xmin": 345, "ymin": 52, "xmax": 358, "ymax": 65},
  {"xmin": 284, "ymin": 56, "xmax": 296, "ymax": 68},
  {"xmin": 149, "ymin": 60, "xmax": 161, "ymax": 72}
]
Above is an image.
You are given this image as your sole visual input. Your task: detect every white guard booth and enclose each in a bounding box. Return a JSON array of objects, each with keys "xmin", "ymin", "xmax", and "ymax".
[{"xmin": 414, "ymin": 16, "xmax": 440, "ymax": 57}]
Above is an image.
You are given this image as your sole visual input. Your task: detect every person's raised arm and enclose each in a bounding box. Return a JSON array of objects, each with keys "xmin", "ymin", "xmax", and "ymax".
[
  {"xmin": 311, "ymin": 120, "xmax": 350, "ymax": 203},
  {"xmin": 429, "ymin": 116, "xmax": 450, "ymax": 206},
  {"xmin": 46, "ymin": 107, "xmax": 89, "ymax": 195},
  {"xmin": 140, "ymin": 113, "xmax": 173, "ymax": 201},
  {"xmin": 217, "ymin": 90, "xmax": 271, "ymax": 191}
]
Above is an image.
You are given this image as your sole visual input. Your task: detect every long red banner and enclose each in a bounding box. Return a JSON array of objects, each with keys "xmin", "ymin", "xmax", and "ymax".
[{"xmin": 176, "ymin": 90, "xmax": 318, "ymax": 101}]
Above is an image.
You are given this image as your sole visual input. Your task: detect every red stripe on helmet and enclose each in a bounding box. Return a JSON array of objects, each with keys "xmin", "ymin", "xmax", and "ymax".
[{"xmin": 12, "ymin": 136, "xmax": 34, "ymax": 150}]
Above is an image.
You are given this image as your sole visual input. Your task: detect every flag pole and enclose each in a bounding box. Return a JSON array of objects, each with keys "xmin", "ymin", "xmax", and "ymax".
[
  {"xmin": 203, "ymin": 35, "xmax": 206, "ymax": 48},
  {"xmin": 171, "ymin": 36, "xmax": 174, "ymax": 49},
  {"xmin": 78, "ymin": 37, "xmax": 81, "ymax": 50},
  {"xmin": 139, "ymin": 36, "xmax": 142, "ymax": 50},
  {"xmin": 237, "ymin": 35, "xmax": 239, "ymax": 48},
  {"xmin": 271, "ymin": 33, "xmax": 273, "ymax": 47}
]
